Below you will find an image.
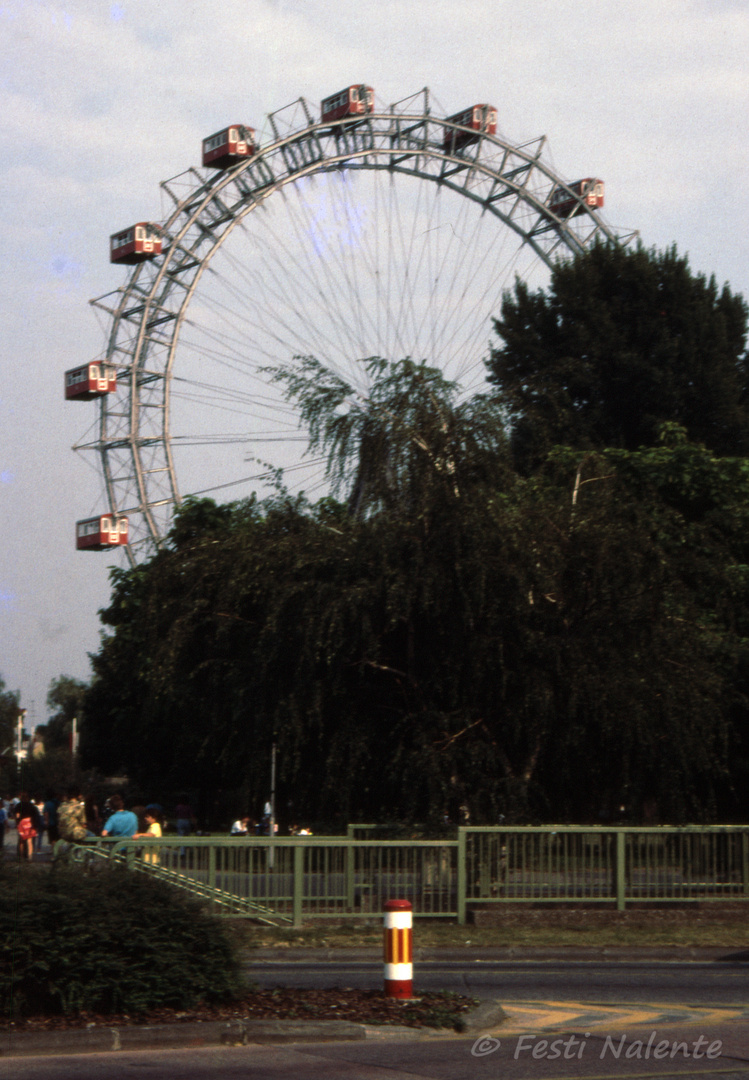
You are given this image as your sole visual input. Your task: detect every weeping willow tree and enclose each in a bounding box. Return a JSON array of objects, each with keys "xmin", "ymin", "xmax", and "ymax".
[{"xmin": 266, "ymin": 355, "xmax": 512, "ymax": 517}]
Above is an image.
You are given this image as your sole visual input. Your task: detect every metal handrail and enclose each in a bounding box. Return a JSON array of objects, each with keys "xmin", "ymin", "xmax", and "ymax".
[{"xmin": 65, "ymin": 824, "xmax": 749, "ymax": 925}]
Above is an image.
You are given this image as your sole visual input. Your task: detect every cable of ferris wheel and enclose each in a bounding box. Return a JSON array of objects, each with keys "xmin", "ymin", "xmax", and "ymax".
[
  {"xmin": 185, "ymin": 455, "xmax": 330, "ymax": 498},
  {"xmin": 206, "ymin": 242, "xmax": 353, "ymax": 366}
]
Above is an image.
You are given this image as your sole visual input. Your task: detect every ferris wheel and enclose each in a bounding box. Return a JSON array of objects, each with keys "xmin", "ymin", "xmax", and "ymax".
[{"xmin": 70, "ymin": 86, "xmax": 634, "ymax": 565}]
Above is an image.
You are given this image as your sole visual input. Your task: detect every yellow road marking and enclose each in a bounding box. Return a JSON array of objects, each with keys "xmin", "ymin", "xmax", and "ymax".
[{"xmin": 486, "ymin": 1001, "xmax": 749, "ymax": 1035}]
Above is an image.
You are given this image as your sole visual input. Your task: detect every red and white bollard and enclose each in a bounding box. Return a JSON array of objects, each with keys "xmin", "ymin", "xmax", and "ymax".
[{"xmin": 383, "ymin": 899, "xmax": 413, "ymax": 999}]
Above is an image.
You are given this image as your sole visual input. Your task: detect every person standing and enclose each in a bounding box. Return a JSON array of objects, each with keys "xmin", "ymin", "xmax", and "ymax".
[
  {"xmin": 85, "ymin": 795, "xmax": 102, "ymax": 836},
  {"xmin": 33, "ymin": 797, "xmax": 45, "ymax": 853},
  {"xmin": 134, "ymin": 807, "xmax": 163, "ymax": 864},
  {"xmin": 101, "ymin": 794, "xmax": 138, "ymax": 837},
  {"xmin": 175, "ymin": 797, "xmax": 194, "ymax": 838},
  {"xmin": 14, "ymin": 793, "xmax": 41, "ymax": 860},
  {"xmin": 44, "ymin": 792, "xmax": 60, "ymax": 845},
  {"xmin": 58, "ymin": 789, "xmax": 89, "ymax": 843}
]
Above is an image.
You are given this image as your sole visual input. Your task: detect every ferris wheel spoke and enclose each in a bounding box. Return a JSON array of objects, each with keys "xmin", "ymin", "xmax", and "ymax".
[{"xmin": 232, "ymin": 205, "xmax": 367, "ymax": 367}]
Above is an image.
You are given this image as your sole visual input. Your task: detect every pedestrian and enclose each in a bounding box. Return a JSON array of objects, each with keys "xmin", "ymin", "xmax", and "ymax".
[
  {"xmin": 101, "ymin": 794, "xmax": 138, "ymax": 837},
  {"xmin": 33, "ymin": 797, "xmax": 45, "ymax": 853},
  {"xmin": 85, "ymin": 794, "xmax": 102, "ymax": 836},
  {"xmin": 134, "ymin": 806, "xmax": 163, "ymax": 864},
  {"xmin": 58, "ymin": 789, "xmax": 89, "ymax": 844},
  {"xmin": 44, "ymin": 792, "xmax": 60, "ymax": 844},
  {"xmin": 131, "ymin": 804, "xmax": 148, "ymax": 834},
  {"xmin": 0, "ymin": 799, "xmax": 7, "ymax": 849},
  {"xmin": 14, "ymin": 792, "xmax": 41, "ymax": 860},
  {"xmin": 175, "ymin": 796, "xmax": 194, "ymax": 838}
]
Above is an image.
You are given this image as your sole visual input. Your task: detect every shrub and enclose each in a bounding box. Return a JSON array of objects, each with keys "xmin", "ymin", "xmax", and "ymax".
[{"xmin": 0, "ymin": 863, "xmax": 243, "ymax": 1017}]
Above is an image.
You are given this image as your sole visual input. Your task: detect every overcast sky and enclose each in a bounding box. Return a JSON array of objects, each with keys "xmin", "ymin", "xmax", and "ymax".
[{"xmin": 1, "ymin": 0, "xmax": 747, "ymax": 730}]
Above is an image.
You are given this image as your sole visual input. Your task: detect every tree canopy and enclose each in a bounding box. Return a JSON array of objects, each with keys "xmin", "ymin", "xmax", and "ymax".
[
  {"xmin": 487, "ymin": 242, "xmax": 749, "ymax": 472},
  {"xmin": 79, "ymin": 351, "xmax": 749, "ymax": 824},
  {"xmin": 38, "ymin": 675, "xmax": 88, "ymax": 752},
  {"xmin": 0, "ymin": 675, "xmax": 19, "ymax": 757}
]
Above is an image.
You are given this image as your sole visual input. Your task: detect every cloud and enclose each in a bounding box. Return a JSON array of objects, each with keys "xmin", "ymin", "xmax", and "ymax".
[{"xmin": 1, "ymin": 0, "xmax": 749, "ymax": 727}]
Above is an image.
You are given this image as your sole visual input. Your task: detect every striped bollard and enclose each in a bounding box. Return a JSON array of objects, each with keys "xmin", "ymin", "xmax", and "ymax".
[{"xmin": 383, "ymin": 899, "xmax": 413, "ymax": 999}]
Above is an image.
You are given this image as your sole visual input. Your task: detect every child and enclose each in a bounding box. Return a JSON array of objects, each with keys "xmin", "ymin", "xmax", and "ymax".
[{"xmin": 134, "ymin": 806, "xmax": 163, "ymax": 864}]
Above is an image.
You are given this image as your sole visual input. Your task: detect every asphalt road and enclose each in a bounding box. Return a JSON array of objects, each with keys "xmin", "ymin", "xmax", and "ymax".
[
  {"xmin": 244, "ymin": 958, "xmax": 749, "ymax": 1007},
  {"xmin": 4, "ymin": 960, "xmax": 749, "ymax": 1079},
  {"xmin": 4, "ymin": 1021, "xmax": 749, "ymax": 1080}
]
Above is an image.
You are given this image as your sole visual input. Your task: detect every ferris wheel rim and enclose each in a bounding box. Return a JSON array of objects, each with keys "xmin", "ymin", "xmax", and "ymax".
[{"xmin": 88, "ymin": 91, "xmax": 634, "ymax": 565}]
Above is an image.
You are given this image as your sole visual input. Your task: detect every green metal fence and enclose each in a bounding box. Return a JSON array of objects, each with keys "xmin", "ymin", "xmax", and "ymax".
[{"xmin": 74, "ymin": 825, "xmax": 749, "ymax": 925}]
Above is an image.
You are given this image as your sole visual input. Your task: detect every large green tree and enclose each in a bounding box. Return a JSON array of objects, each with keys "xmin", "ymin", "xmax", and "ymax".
[
  {"xmin": 487, "ymin": 242, "xmax": 749, "ymax": 472},
  {"xmin": 80, "ymin": 361, "xmax": 749, "ymax": 824},
  {"xmin": 38, "ymin": 675, "xmax": 88, "ymax": 751},
  {"xmin": 0, "ymin": 675, "xmax": 20, "ymax": 757}
]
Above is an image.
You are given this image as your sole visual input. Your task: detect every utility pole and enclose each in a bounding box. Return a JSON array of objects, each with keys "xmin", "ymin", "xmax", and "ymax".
[{"xmin": 268, "ymin": 740, "xmax": 277, "ymax": 868}]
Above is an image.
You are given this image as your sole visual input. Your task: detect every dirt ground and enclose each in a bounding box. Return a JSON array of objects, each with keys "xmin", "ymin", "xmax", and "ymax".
[{"xmin": 0, "ymin": 989, "xmax": 478, "ymax": 1033}]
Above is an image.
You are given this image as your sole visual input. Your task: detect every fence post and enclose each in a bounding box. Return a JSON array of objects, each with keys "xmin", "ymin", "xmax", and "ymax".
[
  {"xmin": 345, "ymin": 840, "xmax": 355, "ymax": 913},
  {"xmin": 742, "ymin": 831, "xmax": 749, "ymax": 897},
  {"xmin": 293, "ymin": 841, "xmax": 304, "ymax": 928},
  {"xmin": 615, "ymin": 829, "xmax": 626, "ymax": 911},
  {"xmin": 208, "ymin": 842, "xmax": 217, "ymax": 908},
  {"xmin": 457, "ymin": 827, "xmax": 467, "ymax": 924}
]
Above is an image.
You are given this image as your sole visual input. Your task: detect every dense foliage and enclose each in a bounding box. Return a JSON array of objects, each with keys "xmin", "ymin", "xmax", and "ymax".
[
  {"xmin": 0, "ymin": 674, "xmax": 19, "ymax": 757},
  {"xmin": 37, "ymin": 675, "xmax": 87, "ymax": 751},
  {"xmin": 79, "ymin": 244, "xmax": 749, "ymax": 825},
  {"xmin": 0, "ymin": 864, "xmax": 242, "ymax": 1017},
  {"xmin": 487, "ymin": 242, "xmax": 749, "ymax": 472},
  {"xmin": 0, "ymin": 674, "xmax": 20, "ymax": 793}
]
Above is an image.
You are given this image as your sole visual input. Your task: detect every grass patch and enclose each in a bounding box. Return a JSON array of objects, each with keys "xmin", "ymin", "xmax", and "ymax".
[{"xmin": 226, "ymin": 906, "xmax": 749, "ymax": 951}]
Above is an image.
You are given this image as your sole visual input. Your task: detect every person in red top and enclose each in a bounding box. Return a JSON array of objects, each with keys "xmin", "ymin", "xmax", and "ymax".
[{"xmin": 14, "ymin": 792, "xmax": 41, "ymax": 860}]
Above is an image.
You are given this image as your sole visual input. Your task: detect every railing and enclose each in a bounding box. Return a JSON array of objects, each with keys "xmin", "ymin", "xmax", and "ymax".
[
  {"xmin": 460, "ymin": 826, "xmax": 749, "ymax": 921},
  {"xmin": 70, "ymin": 826, "xmax": 749, "ymax": 925}
]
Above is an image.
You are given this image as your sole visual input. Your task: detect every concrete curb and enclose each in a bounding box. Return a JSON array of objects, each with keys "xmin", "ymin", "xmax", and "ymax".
[
  {"xmin": 0, "ymin": 1018, "xmax": 370, "ymax": 1058},
  {"xmin": 0, "ymin": 998, "xmax": 505, "ymax": 1058}
]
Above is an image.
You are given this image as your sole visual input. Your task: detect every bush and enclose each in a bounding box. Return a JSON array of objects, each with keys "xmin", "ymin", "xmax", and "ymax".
[{"xmin": 0, "ymin": 864, "xmax": 243, "ymax": 1017}]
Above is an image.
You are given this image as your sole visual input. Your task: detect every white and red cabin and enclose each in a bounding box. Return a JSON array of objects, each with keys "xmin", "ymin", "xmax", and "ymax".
[
  {"xmin": 443, "ymin": 105, "xmax": 498, "ymax": 151},
  {"xmin": 549, "ymin": 178, "xmax": 605, "ymax": 218},
  {"xmin": 76, "ymin": 514, "xmax": 129, "ymax": 551},
  {"xmin": 321, "ymin": 85, "xmax": 374, "ymax": 125},
  {"xmin": 65, "ymin": 362, "xmax": 116, "ymax": 401},
  {"xmin": 110, "ymin": 223, "xmax": 163, "ymax": 265},
  {"xmin": 202, "ymin": 125, "xmax": 256, "ymax": 169}
]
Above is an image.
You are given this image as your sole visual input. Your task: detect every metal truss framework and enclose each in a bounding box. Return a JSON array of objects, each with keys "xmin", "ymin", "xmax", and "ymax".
[{"xmin": 82, "ymin": 89, "xmax": 635, "ymax": 564}]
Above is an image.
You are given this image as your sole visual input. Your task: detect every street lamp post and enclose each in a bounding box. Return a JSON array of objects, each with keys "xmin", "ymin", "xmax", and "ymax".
[{"xmin": 16, "ymin": 708, "xmax": 27, "ymax": 761}]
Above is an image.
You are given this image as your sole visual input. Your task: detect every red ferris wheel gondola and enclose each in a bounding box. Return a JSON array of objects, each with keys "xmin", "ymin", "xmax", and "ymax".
[
  {"xmin": 202, "ymin": 125, "xmax": 256, "ymax": 169},
  {"xmin": 110, "ymin": 223, "xmax": 163, "ymax": 265},
  {"xmin": 64, "ymin": 362, "xmax": 116, "ymax": 401},
  {"xmin": 321, "ymin": 84, "xmax": 374, "ymax": 125},
  {"xmin": 549, "ymin": 178, "xmax": 605, "ymax": 218},
  {"xmin": 443, "ymin": 105, "xmax": 497, "ymax": 152},
  {"xmin": 76, "ymin": 514, "xmax": 129, "ymax": 551}
]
